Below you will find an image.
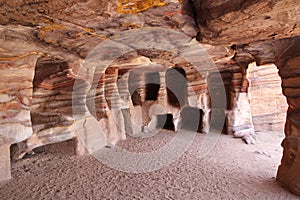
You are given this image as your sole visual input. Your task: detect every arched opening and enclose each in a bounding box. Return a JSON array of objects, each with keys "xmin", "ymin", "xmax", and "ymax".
[
  {"xmin": 156, "ymin": 114, "xmax": 175, "ymax": 131},
  {"xmin": 181, "ymin": 106, "xmax": 203, "ymax": 132},
  {"xmin": 166, "ymin": 66, "xmax": 187, "ymax": 108},
  {"xmin": 248, "ymin": 63, "xmax": 288, "ymax": 132}
]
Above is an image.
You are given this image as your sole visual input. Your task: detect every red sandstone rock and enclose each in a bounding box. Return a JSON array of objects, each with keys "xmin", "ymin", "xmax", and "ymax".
[
  {"xmin": 248, "ymin": 63, "xmax": 288, "ymax": 132},
  {"xmin": 0, "ymin": 0, "xmax": 300, "ymax": 197}
]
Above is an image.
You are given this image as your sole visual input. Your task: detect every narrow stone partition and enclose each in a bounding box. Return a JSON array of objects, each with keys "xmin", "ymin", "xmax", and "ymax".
[
  {"xmin": 226, "ymin": 92, "xmax": 256, "ymax": 144},
  {"xmin": 103, "ymin": 67, "xmax": 127, "ymax": 144},
  {"xmin": 0, "ymin": 136, "xmax": 10, "ymax": 182},
  {"xmin": 0, "ymin": 53, "xmax": 40, "ymax": 181}
]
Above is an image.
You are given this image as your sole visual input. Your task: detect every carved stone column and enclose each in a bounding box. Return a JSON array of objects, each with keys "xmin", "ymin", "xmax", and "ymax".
[
  {"xmin": 104, "ymin": 67, "xmax": 126, "ymax": 144},
  {"xmin": 0, "ymin": 53, "xmax": 40, "ymax": 181}
]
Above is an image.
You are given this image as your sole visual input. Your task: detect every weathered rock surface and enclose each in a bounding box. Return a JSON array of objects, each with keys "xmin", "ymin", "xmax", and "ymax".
[
  {"xmin": 185, "ymin": 0, "xmax": 300, "ymax": 195},
  {"xmin": 248, "ymin": 63, "xmax": 288, "ymax": 132},
  {"xmin": 231, "ymin": 36, "xmax": 300, "ymax": 196},
  {"xmin": 226, "ymin": 92, "xmax": 256, "ymax": 144},
  {"xmin": 0, "ymin": 0, "xmax": 300, "ymax": 197},
  {"xmin": 0, "ymin": 136, "xmax": 10, "ymax": 181},
  {"xmin": 184, "ymin": 0, "xmax": 300, "ymax": 45}
]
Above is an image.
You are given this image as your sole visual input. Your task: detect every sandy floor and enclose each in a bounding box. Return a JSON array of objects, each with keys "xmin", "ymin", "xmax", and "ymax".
[{"xmin": 1, "ymin": 131, "xmax": 299, "ymax": 200}]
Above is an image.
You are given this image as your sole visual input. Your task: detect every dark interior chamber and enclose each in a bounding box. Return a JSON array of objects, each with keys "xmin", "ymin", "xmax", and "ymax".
[
  {"xmin": 156, "ymin": 114, "xmax": 175, "ymax": 131},
  {"xmin": 145, "ymin": 72, "xmax": 160, "ymax": 101},
  {"xmin": 181, "ymin": 107, "xmax": 203, "ymax": 132}
]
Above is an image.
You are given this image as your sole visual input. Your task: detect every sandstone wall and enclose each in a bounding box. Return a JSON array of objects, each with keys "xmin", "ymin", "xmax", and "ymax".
[
  {"xmin": 1, "ymin": 0, "xmax": 300, "ymax": 197},
  {"xmin": 233, "ymin": 36, "xmax": 300, "ymax": 196},
  {"xmin": 248, "ymin": 63, "xmax": 288, "ymax": 132},
  {"xmin": 183, "ymin": 0, "xmax": 300, "ymax": 45}
]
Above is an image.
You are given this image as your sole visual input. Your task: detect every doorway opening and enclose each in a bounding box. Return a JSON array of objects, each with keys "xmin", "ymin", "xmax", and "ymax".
[
  {"xmin": 181, "ymin": 107, "xmax": 203, "ymax": 132},
  {"xmin": 166, "ymin": 67, "xmax": 187, "ymax": 108},
  {"xmin": 156, "ymin": 114, "xmax": 175, "ymax": 131},
  {"xmin": 145, "ymin": 72, "xmax": 160, "ymax": 101},
  {"xmin": 248, "ymin": 63, "xmax": 288, "ymax": 132},
  {"xmin": 207, "ymin": 72, "xmax": 228, "ymax": 132}
]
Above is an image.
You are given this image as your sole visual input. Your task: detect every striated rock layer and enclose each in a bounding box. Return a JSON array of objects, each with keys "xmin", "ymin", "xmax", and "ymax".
[
  {"xmin": 183, "ymin": 0, "xmax": 300, "ymax": 45},
  {"xmin": 248, "ymin": 63, "xmax": 288, "ymax": 132},
  {"xmin": 233, "ymin": 34, "xmax": 300, "ymax": 196},
  {"xmin": 184, "ymin": 0, "xmax": 300, "ymax": 195},
  {"xmin": 0, "ymin": 0, "xmax": 299, "ymax": 197}
]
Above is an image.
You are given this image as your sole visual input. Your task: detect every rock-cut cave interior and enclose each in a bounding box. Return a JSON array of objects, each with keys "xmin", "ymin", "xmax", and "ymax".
[{"xmin": 1, "ymin": 0, "xmax": 300, "ymax": 199}]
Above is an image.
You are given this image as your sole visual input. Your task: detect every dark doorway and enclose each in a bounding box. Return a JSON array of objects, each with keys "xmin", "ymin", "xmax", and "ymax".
[
  {"xmin": 166, "ymin": 67, "xmax": 187, "ymax": 108},
  {"xmin": 181, "ymin": 107, "xmax": 203, "ymax": 132},
  {"xmin": 207, "ymin": 72, "xmax": 227, "ymax": 132},
  {"xmin": 128, "ymin": 71, "xmax": 142, "ymax": 106},
  {"xmin": 145, "ymin": 72, "xmax": 160, "ymax": 101},
  {"xmin": 156, "ymin": 114, "xmax": 175, "ymax": 131}
]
